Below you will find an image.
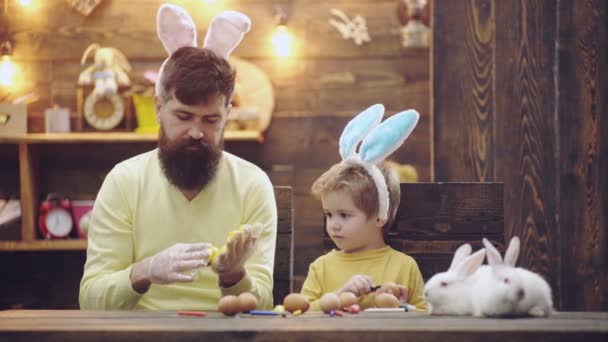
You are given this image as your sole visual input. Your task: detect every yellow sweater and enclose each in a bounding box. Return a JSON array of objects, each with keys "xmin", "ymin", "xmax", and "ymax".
[
  {"xmin": 301, "ymin": 246, "xmax": 427, "ymax": 311},
  {"xmin": 79, "ymin": 150, "xmax": 277, "ymax": 310}
]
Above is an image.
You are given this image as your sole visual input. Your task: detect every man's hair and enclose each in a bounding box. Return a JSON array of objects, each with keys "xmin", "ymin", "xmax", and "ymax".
[
  {"xmin": 311, "ymin": 160, "xmax": 401, "ymax": 230},
  {"xmin": 159, "ymin": 47, "xmax": 236, "ymax": 106}
]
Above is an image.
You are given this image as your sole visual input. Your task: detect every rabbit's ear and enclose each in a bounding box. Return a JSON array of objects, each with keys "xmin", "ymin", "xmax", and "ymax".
[
  {"xmin": 339, "ymin": 104, "xmax": 384, "ymax": 160},
  {"xmin": 448, "ymin": 243, "xmax": 472, "ymax": 272},
  {"xmin": 111, "ymin": 48, "xmax": 132, "ymax": 72},
  {"xmin": 203, "ymin": 10, "xmax": 251, "ymax": 58},
  {"xmin": 157, "ymin": 4, "xmax": 197, "ymax": 55},
  {"xmin": 482, "ymin": 238, "xmax": 503, "ymax": 265},
  {"xmin": 359, "ymin": 109, "xmax": 419, "ymax": 165},
  {"xmin": 503, "ymin": 236, "xmax": 520, "ymax": 267},
  {"xmin": 81, "ymin": 43, "xmax": 100, "ymax": 65},
  {"xmin": 454, "ymin": 248, "xmax": 486, "ymax": 277}
]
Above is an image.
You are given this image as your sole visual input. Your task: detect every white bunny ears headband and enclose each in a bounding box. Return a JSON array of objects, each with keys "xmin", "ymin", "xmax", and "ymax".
[
  {"xmin": 155, "ymin": 3, "xmax": 252, "ymax": 95},
  {"xmin": 339, "ymin": 104, "xmax": 420, "ymax": 221}
]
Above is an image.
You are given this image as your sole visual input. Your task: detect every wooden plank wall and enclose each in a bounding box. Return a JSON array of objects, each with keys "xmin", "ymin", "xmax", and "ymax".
[
  {"xmin": 0, "ymin": 0, "xmax": 430, "ymax": 307},
  {"xmin": 433, "ymin": 0, "xmax": 607, "ymax": 311}
]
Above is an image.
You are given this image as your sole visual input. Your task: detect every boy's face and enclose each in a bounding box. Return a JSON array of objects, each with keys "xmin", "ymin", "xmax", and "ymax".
[{"xmin": 322, "ymin": 190, "xmax": 385, "ymax": 253}]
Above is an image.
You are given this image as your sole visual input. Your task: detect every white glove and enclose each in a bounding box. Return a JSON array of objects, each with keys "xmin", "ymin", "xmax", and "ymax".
[
  {"xmin": 147, "ymin": 243, "xmax": 213, "ymax": 284},
  {"xmin": 211, "ymin": 223, "xmax": 263, "ymax": 276}
]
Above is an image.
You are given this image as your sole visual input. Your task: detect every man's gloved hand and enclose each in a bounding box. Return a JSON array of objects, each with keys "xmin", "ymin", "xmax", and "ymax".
[
  {"xmin": 211, "ymin": 223, "xmax": 263, "ymax": 278},
  {"xmin": 147, "ymin": 243, "xmax": 213, "ymax": 284}
]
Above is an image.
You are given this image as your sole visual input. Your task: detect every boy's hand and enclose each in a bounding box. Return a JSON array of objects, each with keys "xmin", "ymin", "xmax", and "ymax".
[
  {"xmin": 336, "ymin": 275, "xmax": 374, "ymax": 297},
  {"xmin": 376, "ymin": 284, "xmax": 409, "ymax": 303}
]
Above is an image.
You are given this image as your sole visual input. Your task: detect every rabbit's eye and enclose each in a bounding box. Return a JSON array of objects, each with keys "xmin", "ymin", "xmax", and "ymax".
[
  {"xmin": 440, "ymin": 281, "xmax": 448, "ymax": 287},
  {"xmin": 504, "ymin": 278, "xmax": 510, "ymax": 284}
]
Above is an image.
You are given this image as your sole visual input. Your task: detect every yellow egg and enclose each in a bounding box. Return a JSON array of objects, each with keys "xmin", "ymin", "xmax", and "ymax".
[
  {"xmin": 208, "ymin": 246, "xmax": 219, "ymax": 265},
  {"xmin": 218, "ymin": 295, "xmax": 241, "ymax": 316},
  {"xmin": 374, "ymin": 293, "xmax": 400, "ymax": 308},
  {"xmin": 238, "ymin": 292, "xmax": 258, "ymax": 313},
  {"xmin": 228, "ymin": 224, "xmax": 248, "ymax": 241},
  {"xmin": 339, "ymin": 292, "xmax": 358, "ymax": 308},
  {"xmin": 283, "ymin": 293, "xmax": 310, "ymax": 313},
  {"xmin": 319, "ymin": 293, "xmax": 341, "ymax": 313}
]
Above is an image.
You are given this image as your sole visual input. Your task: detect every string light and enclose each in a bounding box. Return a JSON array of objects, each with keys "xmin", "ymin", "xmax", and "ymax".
[
  {"xmin": 0, "ymin": 41, "xmax": 15, "ymax": 87},
  {"xmin": 272, "ymin": 8, "xmax": 293, "ymax": 57}
]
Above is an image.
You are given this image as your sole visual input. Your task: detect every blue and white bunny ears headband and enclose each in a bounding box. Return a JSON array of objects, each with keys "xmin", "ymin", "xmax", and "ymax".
[
  {"xmin": 155, "ymin": 3, "xmax": 251, "ymax": 95},
  {"xmin": 339, "ymin": 104, "xmax": 420, "ymax": 222}
]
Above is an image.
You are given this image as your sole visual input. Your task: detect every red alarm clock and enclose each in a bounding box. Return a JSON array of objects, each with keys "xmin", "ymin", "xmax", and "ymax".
[{"xmin": 39, "ymin": 193, "xmax": 75, "ymax": 239}]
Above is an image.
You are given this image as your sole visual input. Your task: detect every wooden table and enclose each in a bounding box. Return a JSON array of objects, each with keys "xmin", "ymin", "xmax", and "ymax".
[{"xmin": 0, "ymin": 310, "xmax": 606, "ymax": 341}]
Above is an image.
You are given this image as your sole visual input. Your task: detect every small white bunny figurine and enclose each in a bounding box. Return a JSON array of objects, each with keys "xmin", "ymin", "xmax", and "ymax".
[
  {"xmin": 472, "ymin": 237, "xmax": 554, "ymax": 317},
  {"xmin": 424, "ymin": 243, "xmax": 487, "ymax": 315},
  {"xmin": 78, "ymin": 44, "xmax": 132, "ymax": 97}
]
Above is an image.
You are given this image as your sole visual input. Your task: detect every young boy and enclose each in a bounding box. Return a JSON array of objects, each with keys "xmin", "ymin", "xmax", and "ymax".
[{"xmin": 300, "ymin": 160, "xmax": 427, "ymax": 311}]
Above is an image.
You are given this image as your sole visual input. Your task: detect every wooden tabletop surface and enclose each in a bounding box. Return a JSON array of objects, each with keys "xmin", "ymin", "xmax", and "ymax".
[{"xmin": 1, "ymin": 310, "xmax": 607, "ymax": 341}]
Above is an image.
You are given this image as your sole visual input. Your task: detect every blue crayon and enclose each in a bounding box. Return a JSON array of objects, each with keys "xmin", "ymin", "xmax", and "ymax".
[{"xmin": 248, "ymin": 310, "xmax": 280, "ymax": 316}]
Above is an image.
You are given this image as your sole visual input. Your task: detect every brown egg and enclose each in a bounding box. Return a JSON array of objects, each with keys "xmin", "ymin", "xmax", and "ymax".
[
  {"xmin": 218, "ymin": 295, "xmax": 241, "ymax": 316},
  {"xmin": 319, "ymin": 293, "xmax": 342, "ymax": 313},
  {"xmin": 339, "ymin": 292, "xmax": 358, "ymax": 308},
  {"xmin": 374, "ymin": 293, "xmax": 400, "ymax": 308},
  {"xmin": 238, "ymin": 292, "xmax": 258, "ymax": 313},
  {"xmin": 380, "ymin": 282, "xmax": 400, "ymax": 297},
  {"xmin": 283, "ymin": 293, "xmax": 310, "ymax": 313}
]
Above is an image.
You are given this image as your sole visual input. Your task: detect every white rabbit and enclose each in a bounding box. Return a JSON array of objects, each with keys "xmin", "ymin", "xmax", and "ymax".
[
  {"xmin": 424, "ymin": 243, "xmax": 486, "ymax": 315},
  {"xmin": 472, "ymin": 237, "xmax": 554, "ymax": 317}
]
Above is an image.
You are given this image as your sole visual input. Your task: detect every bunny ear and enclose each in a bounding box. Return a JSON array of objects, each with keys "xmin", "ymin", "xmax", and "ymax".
[
  {"xmin": 453, "ymin": 248, "xmax": 486, "ymax": 277},
  {"xmin": 203, "ymin": 11, "xmax": 252, "ymax": 58},
  {"xmin": 157, "ymin": 4, "xmax": 197, "ymax": 55},
  {"xmin": 339, "ymin": 104, "xmax": 385, "ymax": 160},
  {"xmin": 482, "ymin": 238, "xmax": 503, "ymax": 265},
  {"xmin": 448, "ymin": 243, "xmax": 472, "ymax": 272},
  {"xmin": 503, "ymin": 236, "xmax": 520, "ymax": 267},
  {"xmin": 359, "ymin": 109, "xmax": 419, "ymax": 165}
]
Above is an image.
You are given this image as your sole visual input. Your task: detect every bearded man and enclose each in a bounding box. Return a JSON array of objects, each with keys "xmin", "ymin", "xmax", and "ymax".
[{"xmin": 79, "ymin": 5, "xmax": 276, "ymax": 310}]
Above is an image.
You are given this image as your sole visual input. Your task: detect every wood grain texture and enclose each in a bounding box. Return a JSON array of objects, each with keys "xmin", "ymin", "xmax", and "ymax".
[
  {"xmin": 1, "ymin": 310, "xmax": 606, "ymax": 342},
  {"xmin": 18, "ymin": 144, "xmax": 38, "ymax": 242},
  {"xmin": 273, "ymin": 186, "xmax": 294, "ymax": 305},
  {"xmin": 494, "ymin": 0, "xmax": 560, "ymax": 307},
  {"xmin": 0, "ymin": 252, "xmax": 85, "ymax": 310},
  {"xmin": 7, "ymin": 1, "xmax": 415, "ymax": 61},
  {"xmin": 432, "ymin": 0, "xmax": 494, "ymax": 182},
  {"xmin": 557, "ymin": 0, "xmax": 608, "ymax": 311}
]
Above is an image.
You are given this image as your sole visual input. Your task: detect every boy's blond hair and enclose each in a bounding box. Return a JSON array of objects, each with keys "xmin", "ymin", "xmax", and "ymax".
[{"xmin": 311, "ymin": 160, "xmax": 401, "ymax": 230}]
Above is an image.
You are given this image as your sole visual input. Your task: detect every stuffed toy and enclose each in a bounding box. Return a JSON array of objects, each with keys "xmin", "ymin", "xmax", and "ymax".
[
  {"xmin": 78, "ymin": 43, "xmax": 132, "ymax": 97},
  {"xmin": 155, "ymin": 3, "xmax": 251, "ymax": 95},
  {"xmin": 339, "ymin": 104, "xmax": 419, "ymax": 221}
]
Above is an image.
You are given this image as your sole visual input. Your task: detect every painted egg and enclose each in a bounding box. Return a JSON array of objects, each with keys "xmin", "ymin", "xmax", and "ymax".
[
  {"xmin": 319, "ymin": 293, "xmax": 341, "ymax": 313},
  {"xmin": 380, "ymin": 282, "xmax": 400, "ymax": 297},
  {"xmin": 238, "ymin": 292, "xmax": 258, "ymax": 313},
  {"xmin": 374, "ymin": 293, "xmax": 400, "ymax": 308},
  {"xmin": 339, "ymin": 292, "xmax": 358, "ymax": 308},
  {"xmin": 283, "ymin": 293, "xmax": 310, "ymax": 313},
  {"xmin": 218, "ymin": 295, "xmax": 241, "ymax": 316}
]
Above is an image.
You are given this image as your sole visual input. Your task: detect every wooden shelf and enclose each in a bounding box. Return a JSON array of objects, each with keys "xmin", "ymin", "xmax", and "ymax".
[
  {"xmin": 0, "ymin": 240, "xmax": 87, "ymax": 251},
  {"xmin": 0, "ymin": 129, "xmax": 264, "ymax": 251},
  {"xmin": 0, "ymin": 130, "xmax": 264, "ymax": 144}
]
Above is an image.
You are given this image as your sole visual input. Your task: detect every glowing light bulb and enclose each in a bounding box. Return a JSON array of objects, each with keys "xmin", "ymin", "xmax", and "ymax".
[
  {"xmin": 272, "ymin": 25, "xmax": 292, "ymax": 57},
  {"xmin": 0, "ymin": 55, "xmax": 15, "ymax": 87}
]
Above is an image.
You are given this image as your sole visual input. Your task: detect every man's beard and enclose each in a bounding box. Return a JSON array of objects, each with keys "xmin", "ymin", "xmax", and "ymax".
[{"xmin": 158, "ymin": 127, "xmax": 223, "ymax": 190}]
